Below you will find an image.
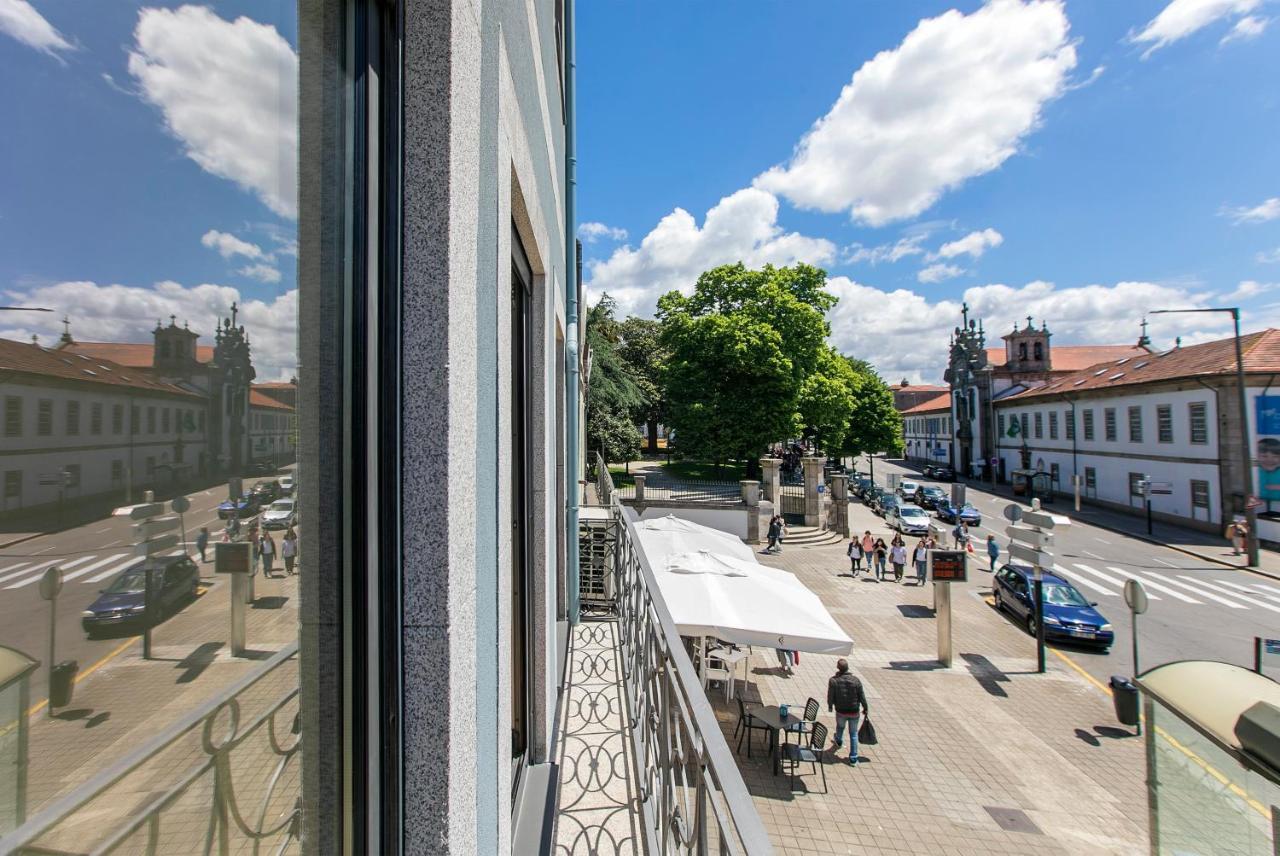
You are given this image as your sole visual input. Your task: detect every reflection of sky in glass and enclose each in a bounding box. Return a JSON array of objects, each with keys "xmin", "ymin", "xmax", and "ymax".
[{"xmin": 0, "ymin": 3, "xmax": 298, "ymax": 380}]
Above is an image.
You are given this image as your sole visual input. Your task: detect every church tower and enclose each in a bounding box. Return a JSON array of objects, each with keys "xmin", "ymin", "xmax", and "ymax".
[
  {"xmin": 1002, "ymin": 317, "xmax": 1052, "ymax": 374},
  {"xmin": 207, "ymin": 303, "xmax": 256, "ymax": 475},
  {"xmin": 152, "ymin": 316, "xmax": 201, "ymax": 381}
]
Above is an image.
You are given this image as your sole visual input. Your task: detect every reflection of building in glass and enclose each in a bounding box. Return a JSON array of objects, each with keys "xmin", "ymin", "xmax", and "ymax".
[{"xmin": 0, "ymin": 313, "xmax": 294, "ymax": 513}]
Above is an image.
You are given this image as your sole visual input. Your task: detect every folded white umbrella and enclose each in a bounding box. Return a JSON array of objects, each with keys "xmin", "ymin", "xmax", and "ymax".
[{"xmin": 632, "ymin": 515, "xmax": 758, "ymax": 568}]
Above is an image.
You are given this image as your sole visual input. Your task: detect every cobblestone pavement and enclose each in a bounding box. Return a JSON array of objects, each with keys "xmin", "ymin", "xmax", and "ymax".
[{"xmin": 710, "ymin": 502, "xmax": 1148, "ymax": 855}]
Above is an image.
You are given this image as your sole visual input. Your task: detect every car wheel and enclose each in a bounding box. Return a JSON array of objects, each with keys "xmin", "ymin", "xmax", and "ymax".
[
  {"xmin": 1025, "ymin": 613, "xmax": 1037, "ymax": 637},
  {"xmin": 992, "ymin": 590, "xmax": 1002, "ymax": 612}
]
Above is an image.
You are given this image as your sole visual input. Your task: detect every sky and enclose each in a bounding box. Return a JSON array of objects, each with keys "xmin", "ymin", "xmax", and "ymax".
[
  {"xmin": 577, "ymin": 0, "xmax": 1280, "ymax": 384},
  {"xmin": 0, "ymin": 1, "xmax": 298, "ymax": 379}
]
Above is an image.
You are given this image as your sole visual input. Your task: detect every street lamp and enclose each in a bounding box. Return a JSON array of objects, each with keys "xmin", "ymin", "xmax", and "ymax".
[{"xmin": 1150, "ymin": 307, "xmax": 1258, "ymax": 567}]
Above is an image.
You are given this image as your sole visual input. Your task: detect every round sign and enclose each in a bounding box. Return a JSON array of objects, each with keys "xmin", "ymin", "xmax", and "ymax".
[
  {"xmin": 38, "ymin": 566, "xmax": 63, "ymax": 601},
  {"xmin": 171, "ymin": 496, "xmax": 191, "ymax": 514},
  {"xmin": 1124, "ymin": 578, "xmax": 1149, "ymax": 614},
  {"xmin": 1003, "ymin": 504, "xmax": 1023, "ymax": 523}
]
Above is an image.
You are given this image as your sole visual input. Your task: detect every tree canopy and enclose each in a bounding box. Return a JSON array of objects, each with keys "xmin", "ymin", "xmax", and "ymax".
[{"xmin": 584, "ymin": 295, "xmax": 646, "ymax": 465}]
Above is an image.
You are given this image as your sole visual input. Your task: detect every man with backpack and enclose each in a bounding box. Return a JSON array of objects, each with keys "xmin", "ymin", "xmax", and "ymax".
[{"xmin": 827, "ymin": 658, "xmax": 869, "ymax": 765}]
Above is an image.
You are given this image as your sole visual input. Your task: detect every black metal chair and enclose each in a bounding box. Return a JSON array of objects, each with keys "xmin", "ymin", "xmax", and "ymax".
[
  {"xmin": 793, "ymin": 697, "xmax": 820, "ymax": 734},
  {"xmin": 734, "ymin": 697, "xmax": 771, "ymax": 758},
  {"xmin": 780, "ymin": 721, "xmax": 828, "ymax": 794}
]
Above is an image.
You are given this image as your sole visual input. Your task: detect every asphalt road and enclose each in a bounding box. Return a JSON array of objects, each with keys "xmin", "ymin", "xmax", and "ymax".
[
  {"xmin": 0, "ymin": 473, "xmax": 296, "ymax": 705},
  {"xmin": 853, "ymin": 455, "xmax": 1280, "ymax": 688}
]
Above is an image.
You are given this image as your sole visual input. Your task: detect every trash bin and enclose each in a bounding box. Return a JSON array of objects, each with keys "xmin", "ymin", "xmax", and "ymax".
[
  {"xmin": 1109, "ymin": 675, "xmax": 1139, "ymax": 726},
  {"xmin": 50, "ymin": 660, "xmax": 78, "ymax": 708}
]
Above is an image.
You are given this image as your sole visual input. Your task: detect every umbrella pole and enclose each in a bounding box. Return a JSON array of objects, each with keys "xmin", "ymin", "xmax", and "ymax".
[{"xmin": 699, "ymin": 635, "xmax": 707, "ymax": 689}]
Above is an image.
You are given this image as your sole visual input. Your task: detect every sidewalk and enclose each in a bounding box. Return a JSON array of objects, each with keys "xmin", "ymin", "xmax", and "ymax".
[{"xmin": 710, "ymin": 527, "xmax": 1147, "ymax": 854}]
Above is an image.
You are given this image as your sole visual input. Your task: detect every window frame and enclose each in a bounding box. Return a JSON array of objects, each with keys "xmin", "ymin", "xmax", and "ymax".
[
  {"xmin": 1157, "ymin": 404, "xmax": 1173, "ymax": 443},
  {"xmin": 1104, "ymin": 407, "xmax": 1117, "ymax": 442},
  {"xmin": 1189, "ymin": 401, "xmax": 1209, "ymax": 445},
  {"xmin": 1082, "ymin": 408, "xmax": 1095, "ymax": 441},
  {"xmin": 1128, "ymin": 405, "xmax": 1142, "ymax": 443}
]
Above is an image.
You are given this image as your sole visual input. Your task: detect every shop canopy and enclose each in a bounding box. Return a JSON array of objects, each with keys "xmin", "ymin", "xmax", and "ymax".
[{"xmin": 633, "ymin": 516, "xmax": 853, "ymax": 655}]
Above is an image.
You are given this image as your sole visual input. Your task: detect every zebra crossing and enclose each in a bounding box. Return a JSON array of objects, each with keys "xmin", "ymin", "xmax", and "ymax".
[
  {"xmin": 0, "ymin": 550, "xmax": 190, "ymax": 591},
  {"xmin": 1059, "ymin": 561, "xmax": 1280, "ymax": 613}
]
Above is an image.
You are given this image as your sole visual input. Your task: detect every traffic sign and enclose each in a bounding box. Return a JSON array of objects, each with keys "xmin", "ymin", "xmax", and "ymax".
[
  {"xmin": 171, "ymin": 496, "xmax": 191, "ymax": 514},
  {"xmin": 38, "ymin": 566, "xmax": 63, "ymax": 600},
  {"xmin": 114, "ymin": 502, "xmax": 165, "ymax": 519},
  {"xmin": 134, "ymin": 533, "xmax": 180, "ymax": 556},
  {"xmin": 1003, "ymin": 503, "xmax": 1023, "ymax": 523},
  {"xmin": 1022, "ymin": 509, "xmax": 1069, "ymax": 529},
  {"xmin": 1148, "ymin": 481, "xmax": 1173, "ymax": 496},
  {"xmin": 1124, "ymin": 578, "xmax": 1149, "ymax": 614},
  {"xmin": 133, "ymin": 516, "xmax": 180, "ymax": 539},
  {"xmin": 1006, "ymin": 525, "xmax": 1053, "ymax": 549},
  {"xmin": 1009, "ymin": 542, "xmax": 1055, "ymax": 569}
]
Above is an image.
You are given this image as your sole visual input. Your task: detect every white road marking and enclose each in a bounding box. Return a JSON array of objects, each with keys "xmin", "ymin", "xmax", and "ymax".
[
  {"xmin": 1082, "ymin": 550, "xmax": 1105, "ymax": 560},
  {"xmin": 1105, "ymin": 566, "xmax": 1200, "ymax": 604},
  {"xmin": 1053, "ymin": 566, "xmax": 1118, "ymax": 597},
  {"xmin": 1093, "ymin": 537, "xmax": 1111, "ymax": 545},
  {"xmin": 85, "ymin": 556, "xmax": 140, "ymax": 583},
  {"xmin": 1151, "ymin": 557, "xmax": 1179, "ymax": 568},
  {"xmin": 1141, "ymin": 572, "xmax": 1248, "ymax": 609},
  {"xmin": 1213, "ymin": 579, "xmax": 1280, "ymax": 604},
  {"xmin": 1176, "ymin": 576, "xmax": 1280, "ymax": 614},
  {"xmin": 5, "ymin": 554, "xmax": 96, "ymax": 589},
  {"xmin": 103, "ymin": 540, "xmax": 122, "ymax": 547},
  {"xmin": 0, "ymin": 562, "xmax": 34, "ymax": 583},
  {"xmin": 61, "ymin": 553, "xmax": 129, "ymax": 583},
  {"xmin": 1249, "ymin": 581, "xmax": 1280, "ymax": 597},
  {"xmin": 93, "ymin": 526, "xmax": 112, "ymax": 534},
  {"xmin": 31, "ymin": 545, "xmax": 53, "ymax": 555},
  {"xmin": 1071, "ymin": 563, "xmax": 1129, "ymax": 588}
]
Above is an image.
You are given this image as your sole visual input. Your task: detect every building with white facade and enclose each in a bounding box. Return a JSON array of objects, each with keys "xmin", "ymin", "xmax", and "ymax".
[
  {"xmin": 901, "ymin": 391, "xmax": 954, "ymax": 467},
  {"xmin": 249, "ymin": 387, "xmax": 296, "ymax": 468},
  {"xmin": 992, "ymin": 329, "xmax": 1280, "ymax": 541}
]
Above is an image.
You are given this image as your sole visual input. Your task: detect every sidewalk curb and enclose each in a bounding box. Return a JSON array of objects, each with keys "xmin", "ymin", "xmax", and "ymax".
[
  {"xmin": 1077, "ymin": 517, "xmax": 1280, "ymax": 583},
  {"xmin": 0, "ymin": 530, "xmax": 52, "ymax": 550}
]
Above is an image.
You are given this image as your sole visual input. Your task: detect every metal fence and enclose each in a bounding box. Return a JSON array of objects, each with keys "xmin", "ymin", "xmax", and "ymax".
[
  {"xmin": 591, "ymin": 469, "xmax": 772, "ymax": 855},
  {"xmin": 613, "ymin": 480, "xmax": 742, "ymax": 504},
  {"xmin": 1, "ymin": 644, "xmax": 300, "ymax": 855}
]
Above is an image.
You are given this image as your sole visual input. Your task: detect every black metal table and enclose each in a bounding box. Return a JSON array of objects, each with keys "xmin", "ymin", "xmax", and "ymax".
[{"xmin": 751, "ymin": 705, "xmax": 803, "ymax": 775}]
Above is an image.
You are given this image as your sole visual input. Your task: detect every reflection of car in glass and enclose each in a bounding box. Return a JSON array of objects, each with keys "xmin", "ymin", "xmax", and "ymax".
[
  {"xmin": 279, "ymin": 475, "xmax": 295, "ymax": 495},
  {"xmin": 886, "ymin": 503, "xmax": 930, "ymax": 535},
  {"xmin": 991, "ymin": 564, "xmax": 1113, "ymax": 649},
  {"xmin": 914, "ymin": 485, "xmax": 948, "ymax": 509},
  {"xmin": 81, "ymin": 556, "xmax": 201, "ymax": 638},
  {"xmin": 874, "ymin": 494, "xmax": 899, "ymax": 518},
  {"xmin": 217, "ymin": 495, "xmax": 260, "ymax": 519},
  {"xmin": 936, "ymin": 501, "xmax": 981, "ymax": 527},
  {"xmin": 850, "ymin": 478, "xmax": 874, "ymax": 498},
  {"xmin": 261, "ymin": 498, "xmax": 297, "ymax": 530},
  {"xmin": 250, "ymin": 480, "xmax": 281, "ymax": 503}
]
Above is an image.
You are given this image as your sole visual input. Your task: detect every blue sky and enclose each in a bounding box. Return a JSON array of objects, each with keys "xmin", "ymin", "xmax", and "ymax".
[
  {"xmin": 578, "ymin": 0, "xmax": 1280, "ymax": 382},
  {"xmin": 0, "ymin": 1, "xmax": 297, "ymax": 378}
]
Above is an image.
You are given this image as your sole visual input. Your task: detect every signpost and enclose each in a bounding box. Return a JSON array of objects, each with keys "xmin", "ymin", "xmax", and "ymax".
[
  {"xmin": 1123, "ymin": 578, "xmax": 1149, "ymax": 735},
  {"xmin": 1006, "ymin": 501, "xmax": 1070, "ymax": 674},
  {"xmin": 37, "ymin": 566, "xmax": 62, "ymax": 717},
  {"xmin": 171, "ymin": 495, "xmax": 191, "ymax": 558},
  {"xmin": 929, "ymin": 550, "xmax": 967, "ymax": 667},
  {"xmin": 215, "ymin": 542, "xmax": 252, "ymax": 657},
  {"xmin": 121, "ymin": 490, "xmax": 172, "ymax": 660},
  {"xmin": 1255, "ymin": 637, "xmax": 1280, "ymax": 674}
]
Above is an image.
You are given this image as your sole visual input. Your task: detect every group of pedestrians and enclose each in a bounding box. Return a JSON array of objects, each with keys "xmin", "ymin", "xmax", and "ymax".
[
  {"xmin": 847, "ymin": 530, "xmax": 934, "ymax": 584},
  {"xmin": 765, "ymin": 514, "xmax": 788, "ymax": 553},
  {"xmin": 194, "ymin": 524, "xmax": 299, "ymax": 578}
]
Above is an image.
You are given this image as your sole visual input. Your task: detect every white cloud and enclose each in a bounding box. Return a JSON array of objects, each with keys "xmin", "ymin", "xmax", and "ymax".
[
  {"xmin": 1220, "ymin": 14, "xmax": 1269, "ymax": 43},
  {"xmin": 0, "ymin": 0, "xmax": 72, "ymax": 56},
  {"xmin": 755, "ymin": 0, "xmax": 1077, "ymax": 226},
  {"xmin": 238, "ymin": 263, "xmax": 282, "ymax": 284},
  {"xmin": 201, "ymin": 229, "xmax": 267, "ymax": 260},
  {"xmin": 578, "ymin": 222, "xmax": 628, "ymax": 243},
  {"xmin": 128, "ymin": 6, "xmax": 298, "ymax": 218},
  {"xmin": 1224, "ymin": 196, "xmax": 1280, "ymax": 224},
  {"xmin": 1223, "ymin": 279, "xmax": 1277, "ymax": 300},
  {"xmin": 1, "ymin": 279, "xmax": 298, "ymax": 381},
  {"xmin": 917, "ymin": 263, "xmax": 966, "ymax": 284},
  {"xmin": 1130, "ymin": 0, "xmax": 1260, "ymax": 57},
  {"xmin": 934, "ymin": 228, "xmax": 1004, "ymax": 260},
  {"xmin": 1257, "ymin": 248, "xmax": 1280, "ymax": 264},
  {"xmin": 826, "ymin": 277, "xmax": 1214, "ymax": 383},
  {"xmin": 583, "ymin": 187, "xmax": 836, "ymax": 317},
  {"xmin": 844, "ymin": 235, "xmax": 926, "ymax": 265}
]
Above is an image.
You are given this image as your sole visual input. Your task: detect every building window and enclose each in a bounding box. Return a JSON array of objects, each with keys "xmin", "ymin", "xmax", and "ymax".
[
  {"xmin": 147, "ymin": 406, "xmax": 156, "ymax": 434},
  {"xmin": 1034, "ymin": 412, "xmax": 1043, "ymax": 439},
  {"xmin": 1157, "ymin": 405, "xmax": 1173, "ymax": 443},
  {"xmin": 1085, "ymin": 466, "xmax": 1096, "ymax": 493},
  {"xmin": 37, "ymin": 399, "xmax": 52, "ymax": 436},
  {"xmin": 997, "ymin": 413, "xmax": 1006, "ymax": 437},
  {"xmin": 510, "ymin": 227, "xmax": 534, "ymax": 780},
  {"xmin": 1128, "ymin": 405, "xmax": 1142, "ymax": 443},
  {"xmin": 145, "ymin": 456, "xmax": 155, "ymax": 477},
  {"xmin": 1191, "ymin": 479, "xmax": 1210, "ymax": 509},
  {"xmin": 3, "ymin": 470, "xmax": 20, "ymax": 502},
  {"xmin": 3, "ymin": 396, "xmax": 21, "ymax": 438},
  {"xmin": 1189, "ymin": 402, "xmax": 1208, "ymax": 444},
  {"xmin": 1104, "ymin": 407, "xmax": 1117, "ymax": 442},
  {"xmin": 1129, "ymin": 472, "xmax": 1145, "ymax": 498},
  {"xmin": 66, "ymin": 400, "xmax": 80, "ymax": 436},
  {"xmin": 111, "ymin": 460, "xmax": 123, "ymax": 483},
  {"xmin": 162, "ymin": 407, "xmax": 171, "ymax": 434},
  {"xmin": 64, "ymin": 464, "xmax": 80, "ymax": 489},
  {"xmin": 1018, "ymin": 342, "xmax": 1028, "ymax": 360},
  {"xmin": 90, "ymin": 402, "xmax": 103, "ymax": 435},
  {"xmin": 1083, "ymin": 409, "xmax": 1095, "ymax": 441},
  {"xmin": 1050, "ymin": 462, "xmax": 1060, "ymax": 485},
  {"xmin": 112, "ymin": 404, "xmax": 123, "ymax": 435},
  {"xmin": 131, "ymin": 405, "xmax": 140, "ymax": 435},
  {"xmin": 1065, "ymin": 409, "xmax": 1075, "ymax": 441},
  {"xmin": 1049, "ymin": 411, "xmax": 1058, "ymax": 440},
  {"xmin": 1020, "ymin": 413, "xmax": 1028, "ymax": 439}
]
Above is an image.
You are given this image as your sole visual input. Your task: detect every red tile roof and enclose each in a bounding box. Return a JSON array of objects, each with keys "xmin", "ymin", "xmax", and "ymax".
[
  {"xmin": 249, "ymin": 389, "xmax": 293, "ymax": 411},
  {"xmin": 253, "ymin": 381, "xmax": 295, "ymax": 389},
  {"xmin": 0, "ymin": 338, "xmax": 200, "ymax": 397},
  {"xmin": 62, "ymin": 341, "xmax": 215, "ymax": 367},
  {"xmin": 986, "ymin": 344, "xmax": 1150, "ymax": 372},
  {"xmin": 1002, "ymin": 329, "xmax": 1280, "ymax": 402},
  {"xmin": 901, "ymin": 392, "xmax": 952, "ymax": 414}
]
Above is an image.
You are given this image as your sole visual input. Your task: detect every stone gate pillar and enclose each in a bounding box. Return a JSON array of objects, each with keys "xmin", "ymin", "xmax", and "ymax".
[
  {"xmin": 760, "ymin": 458, "xmax": 780, "ymax": 503},
  {"xmin": 830, "ymin": 473, "xmax": 850, "ymax": 537},
  {"xmin": 741, "ymin": 480, "xmax": 761, "ymax": 543},
  {"xmin": 802, "ymin": 456, "xmax": 826, "ymax": 527}
]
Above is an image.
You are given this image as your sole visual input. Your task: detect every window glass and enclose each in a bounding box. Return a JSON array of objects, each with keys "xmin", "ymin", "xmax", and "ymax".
[
  {"xmin": 1189, "ymin": 402, "xmax": 1209, "ymax": 444},
  {"xmin": 3, "ymin": 397, "xmax": 22, "ymax": 438},
  {"xmin": 1104, "ymin": 407, "xmax": 1117, "ymax": 442},
  {"xmin": 1128, "ymin": 405, "xmax": 1142, "ymax": 443},
  {"xmin": 1157, "ymin": 404, "xmax": 1173, "ymax": 443},
  {"xmin": 1191, "ymin": 479, "xmax": 1210, "ymax": 509},
  {"xmin": 1082, "ymin": 409, "xmax": 1094, "ymax": 441},
  {"xmin": 1048, "ymin": 410, "xmax": 1058, "ymax": 440}
]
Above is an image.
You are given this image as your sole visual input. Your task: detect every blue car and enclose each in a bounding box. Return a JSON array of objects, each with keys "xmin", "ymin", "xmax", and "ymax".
[
  {"xmin": 217, "ymin": 494, "xmax": 261, "ymax": 519},
  {"xmin": 992, "ymin": 564, "xmax": 1114, "ymax": 650},
  {"xmin": 81, "ymin": 556, "xmax": 201, "ymax": 638},
  {"xmin": 936, "ymin": 501, "xmax": 982, "ymax": 527}
]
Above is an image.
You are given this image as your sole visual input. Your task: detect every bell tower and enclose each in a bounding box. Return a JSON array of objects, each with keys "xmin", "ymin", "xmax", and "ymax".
[
  {"xmin": 1002, "ymin": 317, "xmax": 1051, "ymax": 374},
  {"xmin": 153, "ymin": 315, "xmax": 200, "ymax": 380}
]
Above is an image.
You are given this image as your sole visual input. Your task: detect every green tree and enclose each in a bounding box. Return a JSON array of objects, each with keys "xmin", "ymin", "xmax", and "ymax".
[
  {"xmin": 616, "ymin": 316, "xmax": 667, "ymax": 452},
  {"xmin": 798, "ymin": 347, "xmax": 857, "ymax": 453},
  {"xmin": 585, "ymin": 295, "xmax": 647, "ymax": 465},
  {"xmin": 838, "ymin": 357, "xmax": 903, "ymax": 458}
]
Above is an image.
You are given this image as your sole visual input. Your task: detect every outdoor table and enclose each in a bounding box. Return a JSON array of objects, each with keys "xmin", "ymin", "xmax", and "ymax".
[
  {"xmin": 751, "ymin": 705, "xmax": 802, "ymax": 775},
  {"xmin": 706, "ymin": 646, "xmax": 751, "ymax": 700}
]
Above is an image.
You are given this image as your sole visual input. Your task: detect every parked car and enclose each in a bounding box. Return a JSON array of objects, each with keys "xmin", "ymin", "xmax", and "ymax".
[
  {"xmin": 250, "ymin": 480, "xmax": 281, "ymax": 503},
  {"xmin": 936, "ymin": 501, "xmax": 982, "ymax": 527},
  {"xmin": 279, "ymin": 474, "xmax": 295, "ymax": 495},
  {"xmin": 851, "ymin": 477, "xmax": 874, "ymax": 498},
  {"xmin": 930, "ymin": 466, "xmax": 956, "ymax": 482},
  {"xmin": 81, "ymin": 556, "xmax": 201, "ymax": 638},
  {"xmin": 886, "ymin": 503, "xmax": 930, "ymax": 535},
  {"xmin": 914, "ymin": 485, "xmax": 948, "ymax": 509},
  {"xmin": 862, "ymin": 486, "xmax": 884, "ymax": 507},
  {"xmin": 874, "ymin": 494, "xmax": 899, "ymax": 518},
  {"xmin": 217, "ymin": 494, "xmax": 261, "ymax": 519},
  {"xmin": 991, "ymin": 564, "xmax": 1114, "ymax": 650},
  {"xmin": 261, "ymin": 498, "xmax": 297, "ymax": 530},
  {"xmin": 896, "ymin": 479, "xmax": 920, "ymax": 499}
]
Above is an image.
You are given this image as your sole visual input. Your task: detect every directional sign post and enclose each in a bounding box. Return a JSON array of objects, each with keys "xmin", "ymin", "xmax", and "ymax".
[
  {"xmin": 126, "ymin": 491, "xmax": 172, "ymax": 660},
  {"xmin": 1005, "ymin": 500, "xmax": 1070, "ymax": 674},
  {"xmin": 38, "ymin": 566, "xmax": 62, "ymax": 718}
]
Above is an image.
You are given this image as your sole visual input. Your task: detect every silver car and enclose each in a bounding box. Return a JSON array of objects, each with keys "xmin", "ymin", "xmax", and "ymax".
[{"xmin": 887, "ymin": 503, "xmax": 930, "ymax": 535}]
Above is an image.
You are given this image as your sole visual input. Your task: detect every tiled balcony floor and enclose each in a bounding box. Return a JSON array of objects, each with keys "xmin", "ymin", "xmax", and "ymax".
[{"xmin": 553, "ymin": 620, "xmax": 641, "ymax": 856}]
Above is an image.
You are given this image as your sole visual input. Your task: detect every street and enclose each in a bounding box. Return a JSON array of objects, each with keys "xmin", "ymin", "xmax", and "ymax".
[{"xmin": 856, "ymin": 455, "xmax": 1280, "ymax": 689}]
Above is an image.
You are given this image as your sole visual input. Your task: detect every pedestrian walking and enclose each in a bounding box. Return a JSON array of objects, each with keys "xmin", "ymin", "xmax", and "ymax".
[
  {"xmin": 775, "ymin": 648, "xmax": 795, "ymax": 675},
  {"xmin": 1227, "ymin": 519, "xmax": 1248, "ymax": 555},
  {"xmin": 847, "ymin": 537, "xmax": 863, "ymax": 576},
  {"xmin": 282, "ymin": 529, "xmax": 298, "ymax": 575},
  {"xmin": 250, "ymin": 532, "xmax": 261, "ymax": 576},
  {"xmin": 827, "ymin": 658, "xmax": 869, "ymax": 765},
  {"xmin": 873, "ymin": 538, "xmax": 888, "ymax": 580},
  {"xmin": 953, "ymin": 522, "xmax": 972, "ymax": 551},
  {"xmin": 196, "ymin": 527, "xmax": 209, "ymax": 563},
  {"xmin": 986, "ymin": 534, "xmax": 1000, "ymax": 572},
  {"xmin": 765, "ymin": 515, "xmax": 783, "ymax": 554},
  {"xmin": 860, "ymin": 530, "xmax": 874, "ymax": 563},
  {"xmin": 889, "ymin": 541, "xmax": 907, "ymax": 582},
  {"xmin": 260, "ymin": 531, "xmax": 277, "ymax": 574},
  {"xmin": 913, "ymin": 538, "xmax": 929, "ymax": 585}
]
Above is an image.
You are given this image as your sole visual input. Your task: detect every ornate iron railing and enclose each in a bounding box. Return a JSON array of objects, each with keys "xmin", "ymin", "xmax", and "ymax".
[
  {"xmin": 590, "ymin": 471, "xmax": 772, "ymax": 855},
  {"xmin": 1, "ymin": 643, "xmax": 300, "ymax": 856}
]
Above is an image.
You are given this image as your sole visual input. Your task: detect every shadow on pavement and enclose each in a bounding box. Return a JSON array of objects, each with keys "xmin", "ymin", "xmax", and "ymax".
[
  {"xmin": 52, "ymin": 708, "xmax": 111, "ymax": 729},
  {"xmin": 959, "ymin": 652, "xmax": 1012, "ymax": 697},
  {"xmin": 175, "ymin": 641, "xmax": 223, "ymax": 684},
  {"xmin": 251, "ymin": 596, "xmax": 290, "ymax": 610},
  {"xmin": 896, "ymin": 604, "xmax": 934, "ymax": 619},
  {"xmin": 886, "ymin": 659, "xmax": 946, "ymax": 671}
]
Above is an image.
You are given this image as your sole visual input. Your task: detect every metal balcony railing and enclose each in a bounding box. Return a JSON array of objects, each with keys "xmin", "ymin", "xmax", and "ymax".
[
  {"xmin": 0, "ymin": 643, "xmax": 300, "ymax": 856},
  {"xmin": 587, "ymin": 460, "xmax": 772, "ymax": 856}
]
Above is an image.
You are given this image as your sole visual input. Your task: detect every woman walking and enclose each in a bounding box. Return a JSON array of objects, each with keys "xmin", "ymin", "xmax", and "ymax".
[
  {"xmin": 847, "ymin": 536, "xmax": 863, "ymax": 576},
  {"xmin": 913, "ymin": 538, "xmax": 929, "ymax": 585},
  {"xmin": 889, "ymin": 540, "xmax": 907, "ymax": 583},
  {"xmin": 283, "ymin": 528, "xmax": 298, "ymax": 575},
  {"xmin": 873, "ymin": 537, "xmax": 888, "ymax": 581},
  {"xmin": 260, "ymin": 531, "xmax": 277, "ymax": 575},
  {"xmin": 766, "ymin": 515, "xmax": 784, "ymax": 554},
  {"xmin": 986, "ymin": 534, "xmax": 1000, "ymax": 572}
]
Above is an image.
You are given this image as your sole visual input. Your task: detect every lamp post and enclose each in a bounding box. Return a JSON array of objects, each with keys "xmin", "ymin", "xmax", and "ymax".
[{"xmin": 1151, "ymin": 307, "xmax": 1258, "ymax": 566}]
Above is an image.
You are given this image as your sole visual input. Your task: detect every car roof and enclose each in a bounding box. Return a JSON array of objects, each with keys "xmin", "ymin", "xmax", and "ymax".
[
  {"xmin": 899, "ymin": 503, "xmax": 925, "ymax": 511},
  {"xmin": 1002, "ymin": 563, "xmax": 1071, "ymax": 585}
]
